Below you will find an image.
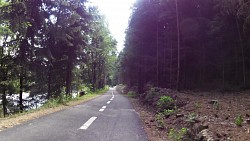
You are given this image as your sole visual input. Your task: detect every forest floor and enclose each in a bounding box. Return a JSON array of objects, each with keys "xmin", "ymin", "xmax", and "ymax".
[{"xmin": 128, "ymin": 90, "xmax": 250, "ymax": 141}]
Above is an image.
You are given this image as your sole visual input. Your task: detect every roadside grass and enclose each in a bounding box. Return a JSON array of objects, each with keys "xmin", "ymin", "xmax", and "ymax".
[
  {"xmin": 0, "ymin": 87, "xmax": 108, "ymax": 130},
  {"xmin": 42, "ymin": 87, "xmax": 108, "ymax": 109},
  {"xmin": 127, "ymin": 91, "xmax": 137, "ymax": 98}
]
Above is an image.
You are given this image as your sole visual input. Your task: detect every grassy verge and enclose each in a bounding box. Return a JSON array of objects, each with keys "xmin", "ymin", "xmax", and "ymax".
[
  {"xmin": 41, "ymin": 87, "xmax": 108, "ymax": 109},
  {"xmin": 0, "ymin": 87, "xmax": 108, "ymax": 131}
]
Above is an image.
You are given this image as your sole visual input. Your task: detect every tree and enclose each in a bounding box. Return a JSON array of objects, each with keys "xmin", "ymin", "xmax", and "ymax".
[
  {"xmin": 0, "ymin": 0, "xmax": 117, "ymax": 116},
  {"xmin": 119, "ymin": 0, "xmax": 250, "ymax": 92}
]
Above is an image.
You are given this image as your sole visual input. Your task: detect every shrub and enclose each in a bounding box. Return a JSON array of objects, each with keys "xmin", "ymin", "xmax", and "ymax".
[
  {"xmin": 127, "ymin": 91, "xmax": 137, "ymax": 98},
  {"xmin": 186, "ymin": 113, "xmax": 196, "ymax": 123},
  {"xmin": 194, "ymin": 102, "xmax": 202, "ymax": 110},
  {"xmin": 144, "ymin": 87, "xmax": 169, "ymax": 104},
  {"xmin": 212, "ymin": 101, "xmax": 220, "ymax": 110},
  {"xmin": 155, "ymin": 112, "xmax": 165, "ymax": 129},
  {"xmin": 168, "ymin": 128, "xmax": 188, "ymax": 141},
  {"xmin": 157, "ymin": 96, "xmax": 175, "ymax": 112},
  {"xmin": 42, "ymin": 99, "xmax": 58, "ymax": 108},
  {"xmin": 163, "ymin": 109, "xmax": 175, "ymax": 116},
  {"xmin": 58, "ymin": 87, "xmax": 70, "ymax": 104},
  {"xmin": 235, "ymin": 115, "xmax": 243, "ymax": 126},
  {"xmin": 78, "ymin": 84, "xmax": 92, "ymax": 94}
]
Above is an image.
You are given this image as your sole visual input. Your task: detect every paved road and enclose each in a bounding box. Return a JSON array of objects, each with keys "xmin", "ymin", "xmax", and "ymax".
[{"xmin": 0, "ymin": 88, "xmax": 148, "ymax": 141}]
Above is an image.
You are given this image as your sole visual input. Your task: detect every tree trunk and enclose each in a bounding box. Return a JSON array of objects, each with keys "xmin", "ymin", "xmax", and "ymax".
[
  {"xmin": 47, "ymin": 62, "xmax": 52, "ymax": 99},
  {"xmin": 19, "ymin": 67, "xmax": 23, "ymax": 111},
  {"xmin": 170, "ymin": 41, "xmax": 173, "ymax": 89},
  {"xmin": 222, "ymin": 59, "xmax": 225, "ymax": 88},
  {"xmin": 0, "ymin": 44, "xmax": 7, "ymax": 117},
  {"xmin": 2, "ymin": 90, "xmax": 7, "ymax": 117},
  {"xmin": 156, "ymin": 21, "xmax": 159, "ymax": 87},
  {"xmin": 19, "ymin": 40, "xmax": 25, "ymax": 112},
  {"xmin": 235, "ymin": 16, "xmax": 246, "ymax": 87},
  {"xmin": 138, "ymin": 55, "xmax": 143, "ymax": 94},
  {"xmin": 175, "ymin": 0, "xmax": 181, "ymax": 91},
  {"xmin": 66, "ymin": 50, "xmax": 73, "ymax": 96},
  {"xmin": 92, "ymin": 52, "xmax": 97, "ymax": 91}
]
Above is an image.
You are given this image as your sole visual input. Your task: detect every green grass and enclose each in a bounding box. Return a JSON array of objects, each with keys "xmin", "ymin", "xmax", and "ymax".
[
  {"xmin": 168, "ymin": 128, "xmax": 188, "ymax": 141},
  {"xmin": 42, "ymin": 86, "xmax": 108, "ymax": 109},
  {"xmin": 235, "ymin": 115, "xmax": 243, "ymax": 126},
  {"xmin": 0, "ymin": 87, "xmax": 108, "ymax": 118},
  {"xmin": 127, "ymin": 91, "xmax": 137, "ymax": 98}
]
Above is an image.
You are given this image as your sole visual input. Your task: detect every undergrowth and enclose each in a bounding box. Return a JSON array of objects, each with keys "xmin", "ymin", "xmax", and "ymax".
[
  {"xmin": 168, "ymin": 128, "xmax": 188, "ymax": 141},
  {"xmin": 127, "ymin": 91, "xmax": 137, "ymax": 98},
  {"xmin": 0, "ymin": 87, "xmax": 108, "ymax": 118}
]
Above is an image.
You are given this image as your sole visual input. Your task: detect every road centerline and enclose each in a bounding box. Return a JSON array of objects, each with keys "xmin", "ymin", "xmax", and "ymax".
[
  {"xmin": 107, "ymin": 101, "xmax": 111, "ymax": 104},
  {"xmin": 99, "ymin": 106, "xmax": 107, "ymax": 112},
  {"xmin": 79, "ymin": 117, "xmax": 97, "ymax": 130}
]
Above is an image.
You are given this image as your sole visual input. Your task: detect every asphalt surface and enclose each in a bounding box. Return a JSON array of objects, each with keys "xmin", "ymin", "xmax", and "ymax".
[{"xmin": 0, "ymin": 88, "xmax": 148, "ymax": 141}]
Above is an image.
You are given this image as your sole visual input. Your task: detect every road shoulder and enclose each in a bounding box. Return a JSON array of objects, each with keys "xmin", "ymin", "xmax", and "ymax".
[{"xmin": 0, "ymin": 93, "xmax": 103, "ymax": 132}]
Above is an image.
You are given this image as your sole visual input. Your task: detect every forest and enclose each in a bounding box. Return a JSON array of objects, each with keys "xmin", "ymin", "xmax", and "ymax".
[
  {"xmin": 1, "ymin": 0, "xmax": 250, "ymax": 140},
  {"xmin": 116, "ymin": 0, "xmax": 250, "ymax": 140},
  {"xmin": 0, "ymin": 0, "xmax": 117, "ymax": 117},
  {"xmin": 118, "ymin": 0, "xmax": 250, "ymax": 93}
]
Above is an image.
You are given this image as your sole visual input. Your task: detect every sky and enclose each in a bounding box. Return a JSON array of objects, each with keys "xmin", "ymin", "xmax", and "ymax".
[{"xmin": 89, "ymin": 0, "xmax": 136, "ymax": 52}]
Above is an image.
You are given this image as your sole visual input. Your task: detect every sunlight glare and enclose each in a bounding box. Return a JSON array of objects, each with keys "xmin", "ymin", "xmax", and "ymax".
[{"xmin": 89, "ymin": 0, "xmax": 136, "ymax": 52}]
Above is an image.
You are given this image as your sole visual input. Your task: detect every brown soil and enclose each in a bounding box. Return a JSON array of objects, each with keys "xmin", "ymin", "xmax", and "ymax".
[
  {"xmin": 129, "ymin": 90, "xmax": 250, "ymax": 141},
  {"xmin": 0, "ymin": 95, "xmax": 100, "ymax": 132}
]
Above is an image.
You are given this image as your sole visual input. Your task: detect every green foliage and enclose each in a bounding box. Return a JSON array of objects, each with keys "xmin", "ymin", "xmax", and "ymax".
[
  {"xmin": 144, "ymin": 87, "xmax": 162, "ymax": 103},
  {"xmin": 163, "ymin": 109, "xmax": 175, "ymax": 116},
  {"xmin": 157, "ymin": 96, "xmax": 175, "ymax": 112},
  {"xmin": 127, "ymin": 91, "xmax": 137, "ymax": 98},
  {"xmin": 42, "ymin": 99, "xmax": 59, "ymax": 109},
  {"xmin": 212, "ymin": 101, "xmax": 220, "ymax": 110},
  {"xmin": 144, "ymin": 88, "xmax": 157, "ymax": 103},
  {"xmin": 58, "ymin": 87, "xmax": 72, "ymax": 105},
  {"xmin": 155, "ymin": 112, "xmax": 165, "ymax": 129},
  {"xmin": 78, "ymin": 84, "xmax": 92, "ymax": 94},
  {"xmin": 0, "ymin": 0, "xmax": 117, "ymax": 115},
  {"xmin": 194, "ymin": 102, "xmax": 202, "ymax": 110},
  {"xmin": 235, "ymin": 115, "xmax": 243, "ymax": 126},
  {"xmin": 168, "ymin": 128, "xmax": 188, "ymax": 141},
  {"xmin": 186, "ymin": 113, "xmax": 196, "ymax": 123},
  {"xmin": 118, "ymin": 0, "xmax": 250, "ymax": 92}
]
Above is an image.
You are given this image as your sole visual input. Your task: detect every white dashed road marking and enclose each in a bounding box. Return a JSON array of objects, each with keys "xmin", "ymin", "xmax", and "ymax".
[
  {"xmin": 80, "ymin": 91, "xmax": 114, "ymax": 130},
  {"xmin": 99, "ymin": 106, "xmax": 107, "ymax": 112},
  {"xmin": 79, "ymin": 117, "xmax": 97, "ymax": 130}
]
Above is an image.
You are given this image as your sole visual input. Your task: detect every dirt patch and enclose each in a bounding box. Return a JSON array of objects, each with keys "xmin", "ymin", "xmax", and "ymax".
[
  {"xmin": 0, "ymin": 94, "xmax": 101, "ymax": 132},
  {"xmin": 128, "ymin": 90, "xmax": 250, "ymax": 141}
]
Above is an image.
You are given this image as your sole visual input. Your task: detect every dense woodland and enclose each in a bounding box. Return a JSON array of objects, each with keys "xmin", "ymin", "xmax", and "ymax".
[
  {"xmin": 0, "ymin": 0, "xmax": 117, "ymax": 116},
  {"xmin": 118, "ymin": 0, "xmax": 250, "ymax": 93}
]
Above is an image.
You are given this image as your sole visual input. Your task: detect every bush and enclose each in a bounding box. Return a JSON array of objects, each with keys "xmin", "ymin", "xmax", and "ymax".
[
  {"xmin": 155, "ymin": 112, "xmax": 165, "ymax": 129},
  {"xmin": 58, "ymin": 87, "xmax": 72, "ymax": 104},
  {"xmin": 235, "ymin": 115, "xmax": 243, "ymax": 126},
  {"xmin": 168, "ymin": 128, "xmax": 188, "ymax": 141},
  {"xmin": 157, "ymin": 96, "xmax": 175, "ymax": 112},
  {"xmin": 163, "ymin": 109, "xmax": 175, "ymax": 116},
  {"xmin": 144, "ymin": 87, "xmax": 161, "ymax": 103},
  {"xmin": 78, "ymin": 84, "xmax": 92, "ymax": 94},
  {"xmin": 127, "ymin": 91, "xmax": 137, "ymax": 97},
  {"xmin": 42, "ymin": 99, "xmax": 58, "ymax": 108}
]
